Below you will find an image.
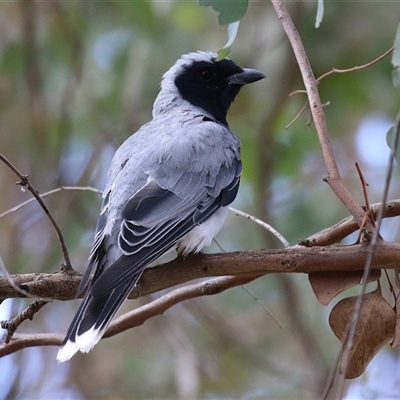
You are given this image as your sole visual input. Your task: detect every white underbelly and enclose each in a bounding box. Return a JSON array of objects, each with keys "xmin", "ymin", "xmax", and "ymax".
[{"xmin": 177, "ymin": 207, "xmax": 229, "ymax": 255}]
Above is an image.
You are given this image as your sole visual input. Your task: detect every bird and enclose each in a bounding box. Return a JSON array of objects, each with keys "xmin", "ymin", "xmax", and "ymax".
[{"xmin": 57, "ymin": 51, "xmax": 265, "ymax": 362}]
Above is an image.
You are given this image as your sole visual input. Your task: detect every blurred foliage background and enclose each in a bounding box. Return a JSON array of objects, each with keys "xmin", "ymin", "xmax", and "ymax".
[{"xmin": 1, "ymin": 1, "xmax": 400, "ymax": 399}]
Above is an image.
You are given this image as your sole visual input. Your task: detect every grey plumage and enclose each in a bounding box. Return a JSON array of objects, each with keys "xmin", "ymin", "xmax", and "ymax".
[{"xmin": 57, "ymin": 51, "xmax": 265, "ymax": 362}]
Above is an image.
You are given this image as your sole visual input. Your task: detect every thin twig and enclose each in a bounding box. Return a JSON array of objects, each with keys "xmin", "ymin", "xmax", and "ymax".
[
  {"xmin": 0, "ymin": 153, "xmax": 74, "ymax": 272},
  {"xmin": 0, "ymin": 186, "xmax": 102, "ymax": 219},
  {"xmin": 213, "ymin": 228, "xmax": 284, "ymax": 329},
  {"xmin": 355, "ymin": 162, "xmax": 372, "ymax": 222},
  {"xmin": 229, "ymin": 207, "xmax": 290, "ymax": 248},
  {"xmin": 354, "ymin": 162, "xmax": 374, "ymax": 244},
  {"xmin": 287, "ymin": 48, "xmax": 394, "ymax": 127},
  {"xmin": 1, "ymin": 299, "xmax": 48, "ymax": 344},
  {"xmin": 270, "ymin": 0, "xmax": 373, "ymax": 234},
  {"xmin": 285, "ymin": 100, "xmax": 308, "ymax": 129},
  {"xmin": 317, "ymin": 47, "xmax": 394, "ymax": 83},
  {"xmin": 241, "ymin": 285, "xmax": 284, "ymax": 329},
  {"xmin": 340, "ymin": 117, "xmax": 400, "ymax": 381},
  {"xmin": 288, "ymin": 89, "xmax": 307, "ymax": 97}
]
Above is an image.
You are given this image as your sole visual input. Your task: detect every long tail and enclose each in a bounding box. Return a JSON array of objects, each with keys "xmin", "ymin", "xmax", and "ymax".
[{"xmin": 57, "ymin": 273, "xmax": 140, "ymax": 363}]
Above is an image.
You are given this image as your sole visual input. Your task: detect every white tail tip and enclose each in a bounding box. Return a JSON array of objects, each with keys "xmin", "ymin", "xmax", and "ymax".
[
  {"xmin": 75, "ymin": 325, "xmax": 104, "ymax": 353},
  {"xmin": 57, "ymin": 340, "xmax": 79, "ymax": 363},
  {"xmin": 57, "ymin": 326, "xmax": 106, "ymax": 362}
]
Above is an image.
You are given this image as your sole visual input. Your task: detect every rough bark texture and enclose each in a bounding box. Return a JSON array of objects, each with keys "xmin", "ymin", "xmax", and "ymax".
[{"xmin": 2, "ymin": 242, "xmax": 400, "ymax": 302}]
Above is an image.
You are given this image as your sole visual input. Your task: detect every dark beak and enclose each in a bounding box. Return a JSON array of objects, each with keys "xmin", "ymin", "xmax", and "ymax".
[{"xmin": 228, "ymin": 68, "xmax": 266, "ymax": 85}]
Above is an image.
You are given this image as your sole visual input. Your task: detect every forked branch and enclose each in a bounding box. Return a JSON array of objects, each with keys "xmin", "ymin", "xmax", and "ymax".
[
  {"xmin": 0, "ymin": 153, "xmax": 73, "ymax": 271},
  {"xmin": 270, "ymin": 0, "xmax": 373, "ymax": 233}
]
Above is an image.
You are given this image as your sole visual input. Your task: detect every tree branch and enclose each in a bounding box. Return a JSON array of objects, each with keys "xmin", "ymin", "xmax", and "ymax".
[
  {"xmin": 0, "ymin": 186, "xmax": 102, "ymax": 220},
  {"xmin": 1, "ymin": 299, "xmax": 48, "ymax": 343},
  {"xmin": 0, "ymin": 275, "xmax": 261, "ymax": 357},
  {"xmin": 0, "ymin": 333, "xmax": 63, "ymax": 357},
  {"xmin": 0, "ymin": 153, "xmax": 73, "ymax": 271},
  {"xmin": 2, "ymin": 240, "xmax": 400, "ymax": 357},
  {"xmin": 300, "ymin": 200, "xmax": 400, "ymax": 246},
  {"xmin": 317, "ymin": 47, "xmax": 394, "ymax": 82},
  {"xmin": 2, "ymin": 242, "xmax": 400, "ymax": 302},
  {"xmin": 270, "ymin": 0, "xmax": 373, "ymax": 233}
]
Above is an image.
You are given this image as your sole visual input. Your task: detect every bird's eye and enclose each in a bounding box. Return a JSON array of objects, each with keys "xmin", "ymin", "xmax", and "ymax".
[{"xmin": 200, "ymin": 70, "xmax": 213, "ymax": 80}]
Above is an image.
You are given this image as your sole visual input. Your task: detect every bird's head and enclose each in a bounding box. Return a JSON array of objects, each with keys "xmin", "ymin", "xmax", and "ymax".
[{"xmin": 154, "ymin": 51, "xmax": 265, "ymax": 126}]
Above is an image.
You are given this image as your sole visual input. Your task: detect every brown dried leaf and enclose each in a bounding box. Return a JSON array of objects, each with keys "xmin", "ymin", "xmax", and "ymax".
[
  {"xmin": 309, "ymin": 270, "xmax": 381, "ymax": 306},
  {"xmin": 391, "ymin": 293, "xmax": 400, "ymax": 348},
  {"xmin": 329, "ymin": 287, "xmax": 395, "ymax": 379}
]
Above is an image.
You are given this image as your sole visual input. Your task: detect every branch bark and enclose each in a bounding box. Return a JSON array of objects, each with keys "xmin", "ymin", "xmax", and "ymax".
[
  {"xmin": 2, "ymin": 241, "xmax": 400, "ymax": 357},
  {"xmin": 300, "ymin": 200, "xmax": 400, "ymax": 246},
  {"xmin": 270, "ymin": 0, "xmax": 374, "ymax": 233},
  {"xmin": 0, "ymin": 275, "xmax": 260, "ymax": 357},
  {"xmin": 2, "ymin": 242, "xmax": 400, "ymax": 302},
  {"xmin": 0, "ymin": 333, "xmax": 63, "ymax": 357}
]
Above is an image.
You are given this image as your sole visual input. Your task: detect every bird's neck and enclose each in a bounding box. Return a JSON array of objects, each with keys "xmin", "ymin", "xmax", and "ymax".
[{"xmin": 152, "ymin": 90, "xmax": 229, "ymax": 127}]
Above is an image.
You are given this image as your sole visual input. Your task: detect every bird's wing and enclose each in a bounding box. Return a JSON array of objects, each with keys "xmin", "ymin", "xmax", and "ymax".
[
  {"xmin": 90, "ymin": 157, "xmax": 240, "ymax": 297},
  {"xmin": 76, "ymin": 190, "xmax": 111, "ymax": 296},
  {"xmin": 58, "ymin": 158, "xmax": 240, "ymax": 358}
]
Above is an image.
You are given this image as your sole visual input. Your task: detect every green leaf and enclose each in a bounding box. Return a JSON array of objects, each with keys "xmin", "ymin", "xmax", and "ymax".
[
  {"xmin": 217, "ymin": 48, "xmax": 231, "ymax": 60},
  {"xmin": 217, "ymin": 21, "xmax": 240, "ymax": 59},
  {"xmin": 315, "ymin": 0, "xmax": 324, "ymax": 28},
  {"xmin": 385, "ymin": 122, "xmax": 400, "ymax": 165},
  {"xmin": 199, "ymin": 0, "xmax": 248, "ymax": 25},
  {"xmin": 392, "ymin": 22, "xmax": 400, "ymax": 88}
]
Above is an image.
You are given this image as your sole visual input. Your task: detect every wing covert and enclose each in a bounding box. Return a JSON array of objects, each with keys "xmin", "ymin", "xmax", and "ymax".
[{"xmin": 91, "ymin": 160, "xmax": 240, "ymax": 296}]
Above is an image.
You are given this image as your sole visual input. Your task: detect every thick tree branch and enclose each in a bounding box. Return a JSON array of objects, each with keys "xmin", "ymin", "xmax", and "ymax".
[
  {"xmin": 0, "ymin": 275, "xmax": 261, "ymax": 357},
  {"xmin": 0, "ymin": 333, "xmax": 63, "ymax": 357},
  {"xmin": 301, "ymin": 200, "xmax": 400, "ymax": 246},
  {"xmin": 2, "ymin": 240, "xmax": 400, "ymax": 358},
  {"xmin": 105, "ymin": 275, "xmax": 260, "ymax": 338},
  {"xmin": 2, "ymin": 242, "xmax": 400, "ymax": 302}
]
